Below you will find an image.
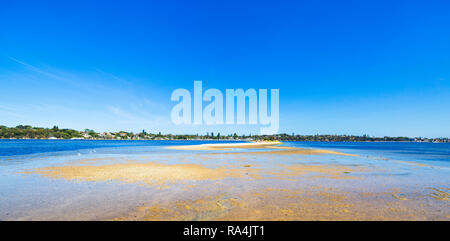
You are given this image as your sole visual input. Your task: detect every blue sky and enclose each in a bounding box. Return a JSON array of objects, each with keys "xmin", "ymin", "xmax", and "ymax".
[{"xmin": 0, "ymin": 0, "xmax": 449, "ymax": 137}]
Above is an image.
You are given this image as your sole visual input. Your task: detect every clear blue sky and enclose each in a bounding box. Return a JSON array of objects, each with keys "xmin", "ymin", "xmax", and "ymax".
[{"xmin": 0, "ymin": 0, "xmax": 449, "ymax": 137}]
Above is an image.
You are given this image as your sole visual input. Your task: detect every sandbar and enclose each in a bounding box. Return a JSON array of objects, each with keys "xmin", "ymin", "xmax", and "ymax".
[
  {"xmin": 166, "ymin": 141, "xmax": 284, "ymax": 150},
  {"xmin": 167, "ymin": 141, "xmax": 357, "ymax": 156}
]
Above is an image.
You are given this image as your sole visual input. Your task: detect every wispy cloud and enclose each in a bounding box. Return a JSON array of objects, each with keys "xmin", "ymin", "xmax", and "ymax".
[
  {"xmin": 94, "ymin": 68, "xmax": 134, "ymax": 87},
  {"xmin": 9, "ymin": 57, "xmax": 82, "ymax": 88},
  {"xmin": 4, "ymin": 58, "xmax": 170, "ymax": 132},
  {"xmin": 0, "ymin": 107, "xmax": 25, "ymax": 118}
]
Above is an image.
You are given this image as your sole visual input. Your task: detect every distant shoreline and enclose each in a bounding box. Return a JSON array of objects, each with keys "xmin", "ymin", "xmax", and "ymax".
[
  {"xmin": 2, "ymin": 125, "xmax": 448, "ymax": 142},
  {"xmin": 0, "ymin": 138, "xmax": 448, "ymax": 143}
]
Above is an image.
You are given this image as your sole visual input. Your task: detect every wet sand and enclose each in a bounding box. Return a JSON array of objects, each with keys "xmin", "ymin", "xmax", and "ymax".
[
  {"xmin": 13, "ymin": 142, "xmax": 450, "ymax": 220},
  {"xmin": 166, "ymin": 141, "xmax": 285, "ymax": 150},
  {"xmin": 23, "ymin": 161, "xmax": 364, "ymax": 188},
  {"xmin": 168, "ymin": 141, "xmax": 358, "ymax": 156},
  {"xmin": 113, "ymin": 187, "xmax": 448, "ymax": 221}
]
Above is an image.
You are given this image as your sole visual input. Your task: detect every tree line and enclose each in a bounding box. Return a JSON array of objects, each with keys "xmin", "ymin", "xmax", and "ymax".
[
  {"xmin": 0, "ymin": 125, "xmax": 82, "ymax": 139},
  {"xmin": 0, "ymin": 125, "xmax": 448, "ymax": 142}
]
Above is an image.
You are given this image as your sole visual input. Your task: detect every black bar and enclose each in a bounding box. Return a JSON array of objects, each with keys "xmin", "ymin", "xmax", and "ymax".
[{"xmin": 0, "ymin": 221, "xmax": 445, "ymax": 240}]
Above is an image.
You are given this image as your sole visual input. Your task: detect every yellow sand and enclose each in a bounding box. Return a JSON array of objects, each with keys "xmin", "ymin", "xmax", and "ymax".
[
  {"xmin": 114, "ymin": 186, "xmax": 442, "ymax": 221},
  {"xmin": 24, "ymin": 160, "xmax": 364, "ymax": 187},
  {"xmin": 214, "ymin": 149, "xmax": 358, "ymax": 156},
  {"xmin": 166, "ymin": 141, "xmax": 284, "ymax": 150},
  {"xmin": 27, "ymin": 162, "xmax": 243, "ymax": 187},
  {"xmin": 167, "ymin": 141, "xmax": 357, "ymax": 156}
]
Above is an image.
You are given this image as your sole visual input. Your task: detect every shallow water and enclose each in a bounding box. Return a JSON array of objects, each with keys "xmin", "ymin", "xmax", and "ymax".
[
  {"xmin": 288, "ymin": 141, "xmax": 450, "ymax": 166},
  {"xmin": 0, "ymin": 140, "xmax": 448, "ymax": 220}
]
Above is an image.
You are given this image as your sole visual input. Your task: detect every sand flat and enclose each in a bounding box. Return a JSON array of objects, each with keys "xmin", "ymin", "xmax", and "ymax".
[
  {"xmin": 23, "ymin": 160, "xmax": 365, "ymax": 187},
  {"xmin": 25, "ymin": 162, "xmax": 244, "ymax": 187},
  {"xmin": 166, "ymin": 141, "xmax": 284, "ymax": 150},
  {"xmin": 166, "ymin": 141, "xmax": 357, "ymax": 156}
]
